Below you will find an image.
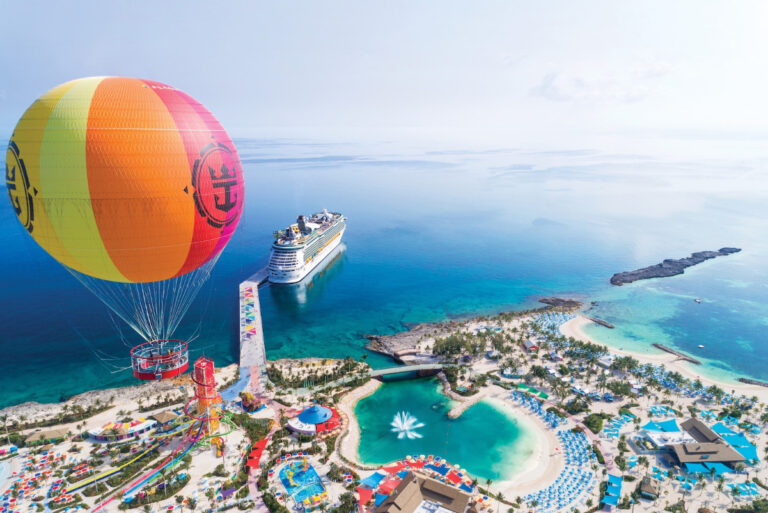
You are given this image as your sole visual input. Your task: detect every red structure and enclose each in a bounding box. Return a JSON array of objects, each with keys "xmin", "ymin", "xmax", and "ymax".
[
  {"xmin": 316, "ymin": 408, "xmax": 341, "ymax": 433},
  {"xmin": 192, "ymin": 356, "xmax": 221, "ymax": 434},
  {"xmin": 130, "ymin": 339, "xmax": 188, "ymax": 380},
  {"xmin": 246, "ymin": 438, "xmax": 269, "ymax": 471}
]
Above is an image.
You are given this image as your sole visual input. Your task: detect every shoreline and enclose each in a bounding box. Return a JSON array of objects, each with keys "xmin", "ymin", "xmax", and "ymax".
[
  {"xmin": 482, "ymin": 394, "xmax": 563, "ymax": 497},
  {"xmin": 561, "ymin": 315, "xmax": 768, "ymax": 402},
  {"xmin": 337, "ymin": 379, "xmax": 383, "ymax": 466},
  {"xmin": 0, "ymin": 363, "xmax": 239, "ymax": 425},
  {"xmin": 338, "ymin": 378, "xmax": 563, "ymax": 497}
]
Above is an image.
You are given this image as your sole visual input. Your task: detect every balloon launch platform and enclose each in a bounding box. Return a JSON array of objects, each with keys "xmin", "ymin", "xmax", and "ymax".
[{"xmin": 130, "ymin": 339, "xmax": 189, "ymax": 380}]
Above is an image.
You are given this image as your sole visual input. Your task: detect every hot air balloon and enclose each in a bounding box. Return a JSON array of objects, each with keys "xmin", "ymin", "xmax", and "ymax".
[{"xmin": 5, "ymin": 76, "xmax": 244, "ymax": 380}]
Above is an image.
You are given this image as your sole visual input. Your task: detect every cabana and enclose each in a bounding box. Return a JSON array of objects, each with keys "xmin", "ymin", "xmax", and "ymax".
[
  {"xmin": 703, "ymin": 462, "xmax": 733, "ymax": 476},
  {"xmin": 359, "ymin": 471, "xmax": 387, "ymax": 490},
  {"xmin": 683, "ymin": 462, "xmax": 709, "ymax": 475},
  {"xmin": 639, "ymin": 476, "xmax": 660, "ymax": 500},
  {"xmin": 641, "ymin": 419, "xmax": 680, "ymax": 433},
  {"xmin": 711, "ymin": 422, "xmax": 737, "ymax": 435},
  {"xmin": 356, "ymin": 486, "xmax": 373, "ymax": 507}
]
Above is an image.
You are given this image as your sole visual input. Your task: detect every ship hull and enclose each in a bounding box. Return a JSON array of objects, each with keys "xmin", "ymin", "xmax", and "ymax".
[{"xmin": 268, "ymin": 227, "xmax": 345, "ymax": 284}]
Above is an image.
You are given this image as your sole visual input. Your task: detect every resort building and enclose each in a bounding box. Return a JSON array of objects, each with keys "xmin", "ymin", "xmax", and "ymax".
[
  {"xmin": 523, "ymin": 339, "xmax": 538, "ymax": 352},
  {"xmin": 667, "ymin": 418, "xmax": 747, "ymax": 469},
  {"xmin": 87, "ymin": 418, "xmax": 156, "ymax": 442},
  {"xmin": 549, "ymin": 351, "xmax": 563, "ymax": 362},
  {"xmin": 373, "ymin": 472, "xmax": 471, "ymax": 513},
  {"xmin": 638, "ymin": 475, "xmax": 661, "ymax": 500},
  {"xmin": 287, "ymin": 404, "xmax": 341, "ymax": 436},
  {"xmin": 149, "ymin": 410, "xmax": 179, "ymax": 432},
  {"xmin": 597, "ymin": 354, "xmax": 616, "ymax": 369}
]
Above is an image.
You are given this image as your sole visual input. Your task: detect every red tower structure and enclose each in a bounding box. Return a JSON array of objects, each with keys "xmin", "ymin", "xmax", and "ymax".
[{"xmin": 192, "ymin": 356, "xmax": 221, "ymax": 434}]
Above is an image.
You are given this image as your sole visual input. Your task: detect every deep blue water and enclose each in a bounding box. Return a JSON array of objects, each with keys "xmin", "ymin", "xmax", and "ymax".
[{"xmin": 2, "ymin": 138, "xmax": 767, "ymax": 408}]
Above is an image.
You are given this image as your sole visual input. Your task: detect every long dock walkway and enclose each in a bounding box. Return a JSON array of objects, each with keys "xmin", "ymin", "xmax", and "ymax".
[{"xmin": 239, "ymin": 267, "xmax": 270, "ymax": 396}]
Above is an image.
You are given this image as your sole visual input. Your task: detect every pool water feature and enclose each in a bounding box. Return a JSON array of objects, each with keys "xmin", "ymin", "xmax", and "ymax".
[
  {"xmin": 278, "ymin": 459, "xmax": 326, "ymax": 504},
  {"xmin": 356, "ymin": 378, "xmax": 538, "ymax": 482}
]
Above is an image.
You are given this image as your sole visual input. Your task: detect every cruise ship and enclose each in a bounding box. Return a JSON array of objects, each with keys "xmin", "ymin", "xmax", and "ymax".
[{"xmin": 268, "ymin": 209, "xmax": 346, "ymax": 284}]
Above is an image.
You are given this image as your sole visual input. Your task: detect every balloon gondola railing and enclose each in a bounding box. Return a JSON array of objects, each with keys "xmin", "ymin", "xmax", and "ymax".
[{"xmin": 130, "ymin": 339, "xmax": 189, "ymax": 380}]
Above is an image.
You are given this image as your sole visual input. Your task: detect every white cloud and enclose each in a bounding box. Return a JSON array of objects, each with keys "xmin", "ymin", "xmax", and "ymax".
[{"xmin": 530, "ymin": 59, "xmax": 672, "ymax": 104}]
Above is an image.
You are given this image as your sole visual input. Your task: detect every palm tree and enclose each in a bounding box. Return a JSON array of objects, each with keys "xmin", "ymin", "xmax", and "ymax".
[
  {"xmin": 716, "ymin": 476, "xmax": 725, "ymax": 501},
  {"xmin": 696, "ymin": 475, "xmax": 706, "ymax": 497}
]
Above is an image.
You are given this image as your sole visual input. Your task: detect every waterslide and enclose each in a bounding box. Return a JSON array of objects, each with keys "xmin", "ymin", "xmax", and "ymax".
[
  {"xmin": 121, "ymin": 422, "xmax": 202, "ymax": 500},
  {"xmin": 93, "ymin": 422, "xmax": 202, "ymax": 511},
  {"xmin": 63, "ymin": 420, "xmax": 194, "ymax": 494}
]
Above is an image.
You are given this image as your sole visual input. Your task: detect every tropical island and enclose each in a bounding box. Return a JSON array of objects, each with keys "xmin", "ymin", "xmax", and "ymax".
[{"xmin": 2, "ymin": 295, "xmax": 767, "ymax": 513}]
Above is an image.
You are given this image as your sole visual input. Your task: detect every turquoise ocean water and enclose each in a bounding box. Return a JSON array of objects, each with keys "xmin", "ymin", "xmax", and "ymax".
[
  {"xmin": 1, "ymin": 138, "xmax": 767, "ymax": 407},
  {"xmin": 355, "ymin": 378, "xmax": 535, "ymax": 480}
]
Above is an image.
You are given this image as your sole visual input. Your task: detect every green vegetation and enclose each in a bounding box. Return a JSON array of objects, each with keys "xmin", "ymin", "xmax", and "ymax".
[
  {"xmin": 230, "ymin": 413, "xmax": 271, "ymax": 442},
  {"xmin": 433, "ymin": 333, "xmax": 483, "ymax": 357},
  {"xmin": 106, "ymin": 449, "xmax": 160, "ymax": 487},
  {"xmin": 138, "ymin": 394, "xmax": 184, "ymax": 413},
  {"xmin": 726, "ymin": 499, "xmax": 768, "ymax": 513},
  {"xmin": 82, "ymin": 482, "xmax": 108, "ymax": 497},
  {"xmin": 605, "ymin": 381, "xmax": 632, "ymax": 397},
  {"xmin": 2, "ymin": 403, "xmax": 112, "ymax": 436},
  {"xmin": 118, "ymin": 474, "xmax": 190, "ymax": 509},
  {"xmin": 262, "ymin": 493, "xmax": 291, "ymax": 513},
  {"xmin": 49, "ymin": 494, "xmax": 84, "ymax": 510},
  {"xmin": 328, "ymin": 492, "xmax": 356, "ymax": 513},
  {"xmin": 583, "ymin": 413, "xmax": 609, "ymax": 434},
  {"xmin": 267, "ymin": 357, "xmax": 367, "ymax": 389}
]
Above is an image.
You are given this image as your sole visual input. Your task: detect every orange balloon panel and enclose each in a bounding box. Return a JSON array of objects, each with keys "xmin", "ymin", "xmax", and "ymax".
[{"xmin": 4, "ymin": 77, "xmax": 244, "ymax": 283}]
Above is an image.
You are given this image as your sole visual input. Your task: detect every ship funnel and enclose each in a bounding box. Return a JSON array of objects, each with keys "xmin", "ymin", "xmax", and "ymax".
[{"xmin": 297, "ymin": 215, "xmax": 308, "ymax": 234}]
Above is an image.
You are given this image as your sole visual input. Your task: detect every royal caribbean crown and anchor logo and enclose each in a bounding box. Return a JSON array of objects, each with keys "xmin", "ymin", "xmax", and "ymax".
[
  {"xmin": 190, "ymin": 142, "xmax": 243, "ymax": 229},
  {"xmin": 5, "ymin": 140, "xmax": 36, "ymax": 233}
]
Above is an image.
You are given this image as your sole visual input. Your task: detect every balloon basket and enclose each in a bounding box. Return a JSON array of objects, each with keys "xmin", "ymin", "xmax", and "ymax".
[{"xmin": 130, "ymin": 339, "xmax": 189, "ymax": 380}]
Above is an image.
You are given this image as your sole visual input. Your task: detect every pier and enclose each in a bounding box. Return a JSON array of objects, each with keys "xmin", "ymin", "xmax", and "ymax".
[
  {"xmin": 238, "ymin": 267, "xmax": 270, "ymax": 395},
  {"xmin": 652, "ymin": 344, "xmax": 701, "ymax": 365},
  {"xmin": 585, "ymin": 316, "xmax": 615, "ymax": 329}
]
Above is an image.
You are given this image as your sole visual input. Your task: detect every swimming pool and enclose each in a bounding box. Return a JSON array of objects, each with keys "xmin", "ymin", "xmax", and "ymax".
[{"xmin": 278, "ymin": 460, "xmax": 326, "ymax": 503}]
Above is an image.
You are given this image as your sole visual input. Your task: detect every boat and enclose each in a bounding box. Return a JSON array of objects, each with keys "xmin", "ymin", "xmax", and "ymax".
[
  {"xmin": 698, "ymin": 345, "xmax": 704, "ymax": 349},
  {"xmin": 268, "ymin": 209, "xmax": 346, "ymax": 284},
  {"xmin": 694, "ymin": 298, "xmax": 702, "ymax": 303}
]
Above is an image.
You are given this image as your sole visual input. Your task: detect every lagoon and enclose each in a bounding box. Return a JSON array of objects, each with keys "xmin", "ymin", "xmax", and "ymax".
[{"xmin": 355, "ymin": 378, "xmax": 537, "ymax": 482}]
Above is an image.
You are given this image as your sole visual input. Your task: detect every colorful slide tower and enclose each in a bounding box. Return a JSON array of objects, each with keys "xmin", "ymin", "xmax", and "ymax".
[{"xmin": 192, "ymin": 356, "xmax": 222, "ymax": 435}]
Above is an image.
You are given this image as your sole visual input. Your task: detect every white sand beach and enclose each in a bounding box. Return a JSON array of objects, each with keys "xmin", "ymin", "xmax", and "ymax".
[
  {"xmin": 483, "ymin": 395, "xmax": 565, "ymax": 498},
  {"xmin": 561, "ymin": 315, "xmax": 768, "ymax": 403}
]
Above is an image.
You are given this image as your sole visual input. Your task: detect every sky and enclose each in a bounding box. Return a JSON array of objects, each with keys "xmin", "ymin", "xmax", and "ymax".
[{"xmin": 2, "ymin": 1, "xmax": 768, "ymax": 149}]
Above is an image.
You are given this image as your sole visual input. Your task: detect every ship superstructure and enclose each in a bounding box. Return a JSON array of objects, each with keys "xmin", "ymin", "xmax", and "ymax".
[{"xmin": 268, "ymin": 209, "xmax": 346, "ymax": 283}]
